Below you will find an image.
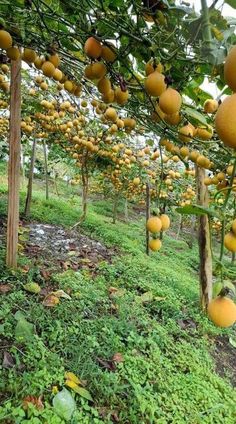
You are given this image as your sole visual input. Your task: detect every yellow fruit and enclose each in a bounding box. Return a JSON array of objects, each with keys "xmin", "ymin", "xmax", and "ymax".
[
  {"xmin": 41, "ymin": 61, "xmax": 55, "ymax": 77},
  {"xmin": 84, "ymin": 64, "xmax": 95, "ymax": 80},
  {"xmin": 151, "ymin": 104, "xmax": 165, "ymax": 122},
  {"xmin": 204, "ymin": 99, "xmax": 218, "ymax": 113},
  {"xmin": 0, "ymin": 30, "xmax": 12, "ymax": 49},
  {"xmin": 115, "ymin": 87, "xmax": 129, "ymax": 105},
  {"xmin": 105, "ymin": 107, "xmax": 117, "ymax": 122},
  {"xmin": 133, "ymin": 177, "xmax": 140, "ymax": 186},
  {"xmin": 217, "ymin": 172, "xmax": 226, "ymax": 181},
  {"xmin": 165, "ymin": 112, "xmax": 181, "ymax": 126},
  {"xmin": 159, "ymin": 87, "xmax": 182, "ymax": 115},
  {"xmin": 49, "ymin": 53, "xmax": 60, "ymax": 68},
  {"xmin": 215, "ymin": 94, "xmax": 236, "ymax": 148},
  {"xmin": 40, "ymin": 82, "xmax": 48, "ymax": 90},
  {"xmin": 53, "ymin": 69, "xmax": 63, "ymax": 81},
  {"xmin": 34, "ymin": 56, "xmax": 44, "ymax": 69},
  {"xmin": 189, "ymin": 150, "xmax": 199, "ymax": 162},
  {"xmin": 204, "ymin": 177, "xmax": 212, "ymax": 186},
  {"xmin": 84, "ymin": 37, "xmax": 102, "ymax": 59},
  {"xmin": 180, "ymin": 146, "xmax": 189, "ymax": 157},
  {"xmin": 116, "ymin": 118, "xmax": 124, "ymax": 128},
  {"xmin": 64, "ymin": 80, "xmax": 74, "ymax": 93},
  {"xmin": 101, "ymin": 44, "xmax": 116, "ymax": 62},
  {"xmin": 97, "ymin": 77, "xmax": 111, "ymax": 94},
  {"xmin": 22, "ymin": 48, "xmax": 37, "ymax": 63},
  {"xmin": 196, "ymin": 155, "xmax": 211, "ymax": 169},
  {"xmin": 91, "ymin": 62, "xmax": 107, "ymax": 79},
  {"xmin": 146, "ymin": 216, "xmax": 162, "ymax": 233},
  {"xmin": 145, "ymin": 61, "xmax": 163, "ymax": 75},
  {"xmin": 144, "ymin": 71, "xmax": 167, "ymax": 97},
  {"xmin": 160, "ymin": 214, "xmax": 170, "ymax": 231},
  {"xmin": 208, "ymin": 296, "xmax": 236, "ymax": 328},
  {"xmin": 6, "ymin": 46, "xmax": 20, "ymax": 60},
  {"xmin": 224, "ymin": 45, "xmax": 236, "ymax": 92},
  {"xmin": 102, "ymin": 89, "xmax": 115, "ymax": 103},
  {"xmin": 179, "ymin": 124, "xmax": 194, "ymax": 142},
  {"xmin": 196, "ymin": 127, "xmax": 213, "ymax": 140},
  {"xmin": 232, "ymin": 219, "xmax": 236, "ymax": 235},
  {"xmin": 149, "ymin": 238, "xmax": 162, "ymax": 251},
  {"xmin": 224, "ymin": 231, "xmax": 236, "ymax": 252}
]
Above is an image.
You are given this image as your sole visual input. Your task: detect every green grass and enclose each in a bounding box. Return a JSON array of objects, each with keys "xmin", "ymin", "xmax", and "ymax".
[{"xmin": 0, "ymin": 178, "xmax": 235, "ymax": 423}]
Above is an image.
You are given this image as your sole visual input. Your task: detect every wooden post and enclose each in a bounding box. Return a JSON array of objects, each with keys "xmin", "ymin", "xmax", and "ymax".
[
  {"xmin": 6, "ymin": 58, "xmax": 21, "ymax": 268},
  {"xmin": 43, "ymin": 141, "xmax": 49, "ymax": 200},
  {"xmin": 24, "ymin": 137, "xmax": 37, "ymax": 216},
  {"xmin": 146, "ymin": 183, "xmax": 150, "ymax": 255},
  {"xmin": 196, "ymin": 166, "xmax": 212, "ymax": 310}
]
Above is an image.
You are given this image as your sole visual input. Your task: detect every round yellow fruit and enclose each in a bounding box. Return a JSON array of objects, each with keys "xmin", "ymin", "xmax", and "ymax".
[
  {"xmin": 160, "ymin": 214, "xmax": 170, "ymax": 231},
  {"xmin": 215, "ymin": 94, "xmax": 236, "ymax": 148},
  {"xmin": 101, "ymin": 44, "xmax": 116, "ymax": 62},
  {"xmin": 22, "ymin": 48, "xmax": 37, "ymax": 63},
  {"xmin": 208, "ymin": 296, "xmax": 236, "ymax": 328},
  {"xmin": 0, "ymin": 30, "xmax": 12, "ymax": 49},
  {"xmin": 6, "ymin": 46, "xmax": 20, "ymax": 60},
  {"xmin": 115, "ymin": 87, "xmax": 129, "ymax": 105},
  {"xmin": 146, "ymin": 216, "xmax": 162, "ymax": 233},
  {"xmin": 149, "ymin": 238, "xmax": 162, "ymax": 251},
  {"xmin": 159, "ymin": 87, "xmax": 182, "ymax": 115},
  {"xmin": 224, "ymin": 231, "xmax": 236, "ymax": 252},
  {"xmin": 204, "ymin": 99, "xmax": 218, "ymax": 114},
  {"xmin": 84, "ymin": 37, "xmax": 102, "ymax": 59},
  {"xmin": 224, "ymin": 45, "xmax": 236, "ymax": 92},
  {"xmin": 144, "ymin": 71, "xmax": 166, "ymax": 97},
  {"xmin": 42, "ymin": 61, "xmax": 55, "ymax": 77}
]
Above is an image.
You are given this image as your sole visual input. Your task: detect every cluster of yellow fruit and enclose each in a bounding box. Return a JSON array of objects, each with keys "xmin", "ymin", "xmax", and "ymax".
[
  {"xmin": 212, "ymin": 219, "xmax": 222, "ymax": 232},
  {"xmin": 146, "ymin": 214, "xmax": 170, "ymax": 252},
  {"xmin": 215, "ymin": 45, "xmax": 236, "ymax": 149},
  {"xmin": 178, "ymin": 186, "xmax": 196, "ymax": 207},
  {"xmin": 83, "ymin": 37, "xmax": 129, "ymax": 106},
  {"xmin": 160, "ymin": 139, "xmax": 213, "ymax": 170},
  {"xmin": 224, "ymin": 219, "xmax": 236, "ymax": 253}
]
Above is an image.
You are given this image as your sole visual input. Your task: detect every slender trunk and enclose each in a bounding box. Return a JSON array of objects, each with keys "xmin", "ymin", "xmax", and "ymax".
[
  {"xmin": 176, "ymin": 214, "xmax": 183, "ymax": 240},
  {"xmin": 232, "ymin": 252, "xmax": 235, "ymax": 265},
  {"xmin": 6, "ymin": 57, "xmax": 21, "ymax": 269},
  {"xmin": 80, "ymin": 151, "xmax": 89, "ymax": 222},
  {"xmin": 20, "ymin": 145, "xmax": 25, "ymax": 189},
  {"xmin": 54, "ymin": 175, "xmax": 60, "ymax": 196},
  {"xmin": 112, "ymin": 194, "xmax": 119, "ymax": 224},
  {"xmin": 124, "ymin": 198, "xmax": 129, "ymax": 221},
  {"xmin": 24, "ymin": 138, "xmax": 37, "ymax": 216},
  {"xmin": 43, "ymin": 141, "xmax": 49, "ymax": 200},
  {"xmin": 146, "ymin": 183, "xmax": 150, "ymax": 255},
  {"xmin": 196, "ymin": 166, "xmax": 212, "ymax": 311}
]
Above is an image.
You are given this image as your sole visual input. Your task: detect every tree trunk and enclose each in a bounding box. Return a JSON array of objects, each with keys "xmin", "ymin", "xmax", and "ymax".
[
  {"xmin": 71, "ymin": 152, "xmax": 89, "ymax": 229},
  {"xmin": 176, "ymin": 214, "xmax": 183, "ymax": 240},
  {"xmin": 112, "ymin": 194, "xmax": 119, "ymax": 224},
  {"xmin": 6, "ymin": 58, "xmax": 21, "ymax": 269},
  {"xmin": 54, "ymin": 174, "xmax": 60, "ymax": 197},
  {"xmin": 20, "ymin": 144, "xmax": 25, "ymax": 189},
  {"xmin": 146, "ymin": 183, "xmax": 150, "ymax": 255},
  {"xmin": 232, "ymin": 252, "xmax": 235, "ymax": 265},
  {"xmin": 24, "ymin": 138, "xmax": 37, "ymax": 217},
  {"xmin": 43, "ymin": 141, "xmax": 49, "ymax": 200},
  {"xmin": 196, "ymin": 166, "xmax": 212, "ymax": 311},
  {"xmin": 124, "ymin": 198, "xmax": 129, "ymax": 221}
]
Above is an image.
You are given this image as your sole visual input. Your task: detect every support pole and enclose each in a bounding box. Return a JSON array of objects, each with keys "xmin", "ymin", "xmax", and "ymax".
[
  {"xmin": 196, "ymin": 166, "xmax": 212, "ymax": 311},
  {"xmin": 24, "ymin": 137, "xmax": 37, "ymax": 216},
  {"xmin": 6, "ymin": 58, "xmax": 21, "ymax": 268},
  {"xmin": 146, "ymin": 183, "xmax": 150, "ymax": 255},
  {"xmin": 43, "ymin": 141, "xmax": 49, "ymax": 200}
]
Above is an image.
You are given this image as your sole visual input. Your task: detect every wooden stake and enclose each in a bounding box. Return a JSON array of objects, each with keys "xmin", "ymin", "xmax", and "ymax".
[
  {"xmin": 196, "ymin": 166, "xmax": 212, "ymax": 310},
  {"xmin": 146, "ymin": 183, "xmax": 150, "ymax": 255},
  {"xmin": 43, "ymin": 141, "xmax": 49, "ymax": 200},
  {"xmin": 24, "ymin": 137, "xmax": 37, "ymax": 216},
  {"xmin": 6, "ymin": 58, "xmax": 21, "ymax": 268}
]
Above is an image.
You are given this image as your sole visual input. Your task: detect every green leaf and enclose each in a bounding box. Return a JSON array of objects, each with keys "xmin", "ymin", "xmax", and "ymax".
[
  {"xmin": 229, "ymin": 337, "xmax": 236, "ymax": 348},
  {"xmin": 53, "ymin": 389, "xmax": 76, "ymax": 421},
  {"xmin": 136, "ymin": 291, "xmax": 154, "ymax": 303},
  {"xmin": 213, "ymin": 282, "xmax": 223, "ymax": 298},
  {"xmin": 225, "ymin": 0, "xmax": 236, "ymax": 9},
  {"xmin": 73, "ymin": 386, "xmax": 93, "ymax": 401},
  {"xmin": 175, "ymin": 204, "xmax": 217, "ymax": 217},
  {"xmin": 183, "ymin": 106, "xmax": 209, "ymax": 126},
  {"xmin": 223, "ymin": 280, "xmax": 236, "ymax": 295},
  {"xmin": 15, "ymin": 318, "xmax": 34, "ymax": 342}
]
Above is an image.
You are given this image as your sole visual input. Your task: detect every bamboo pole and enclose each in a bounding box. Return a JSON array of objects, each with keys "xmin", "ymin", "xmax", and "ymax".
[{"xmin": 6, "ymin": 58, "xmax": 21, "ymax": 268}]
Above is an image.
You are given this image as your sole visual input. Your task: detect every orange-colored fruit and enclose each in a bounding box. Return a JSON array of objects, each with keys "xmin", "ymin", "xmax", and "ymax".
[
  {"xmin": 91, "ymin": 62, "xmax": 107, "ymax": 79},
  {"xmin": 208, "ymin": 296, "xmax": 236, "ymax": 328},
  {"xmin": 0, "ymin": 30, "xmax": 12, "ymax": 49},
  {"xmin": 160, "ymin": 214, "xmax": 170, "ymax": 231},
  {"xmin": 41, "ymin": 61, "xmax": 55, "ymax": 77},
  {"xmin": 34, "ymin": 56, "xmax": 44, "ymax": 69},
  {"xmin": 104, "ymin": 107, "xmax": 117, "ymax": 122},
  {"xmin": 115, "ymin": 87, "xmax": 129, "ymax": 105},
  {"xmin": 215, "ymin": 94, "xmax": 236, "ymax": 148},
  {"xmin": 53, "ymin": 69, "xmax": 63, "ymax": 81},
  {"xmin": 204, "ymin": 99, "xmax": 218, "ymax": 113},
  {"xmin": 146, "ymin": 216, "xmax": 162, "ymax": 233},
  {"xmin": 6, "ymin": 46, "xmax": 20, "ymax": 60},
  {"xmin": 22, "ymin": 48, "xmax": 37, "ymax": 63},
  {"xmin": 159, "ymin": 87, "xmax": 182, "ymax": 115},
  {"xmin": 64, "ymin": 80, "xmax": 74, "ymax": 93},
  {"xmin": 144, "ymin": 71, "xmax": 167, "ymax": 97},
  {"xmin": 49, "ymin": 53, "xmax": 60, "ymax": 68},
  {"xmin": 149, "ymin": 238, "xmax": 162, "ymax": 251},
  {"xmin": 84, "ymin": 37, "xmax": 102, "ymax": 59},
  {"xmin": 97, "ymin": 77, "xmax": 111, "ymax": 94},
  {"xmin": 224, "ymin": 45, "xmax": 236, "ymax": 92},
  {"xmin": 101, "ymin": 44, "xmax": 116, "ymax": 62},
  {"xmin": 165, "ymin": 112, "xmax": 181, "ymax": 126},
  {"xmin": 224, "ymin": 231, "xmax": 236, "ymax": 252},
  {"xmin": 179, "ymin": 124, "xmax": 194, "ymax": 142}
]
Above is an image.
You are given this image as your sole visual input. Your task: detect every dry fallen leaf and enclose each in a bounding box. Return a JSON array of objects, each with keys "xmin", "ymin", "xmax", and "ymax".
[
  {"xmin": 42, "ymin": 294, "xmax": 60, "ymax": 307},
  {"xmin": 22, "ymin": 395, "xmax": 44, "ymax": 410},
  {"xmin": 0, "ymin": 284, "xmax": 12, "ymax": 294},
  {"xmin": 112, "ymin": 352, "xmax": 124, "ymax": 363},
  {"xmin": 2, "ymin": 351, "xmax": 15, "ymax": 369}
]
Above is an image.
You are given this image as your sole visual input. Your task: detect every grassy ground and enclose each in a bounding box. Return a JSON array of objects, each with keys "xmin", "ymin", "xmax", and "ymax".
[{"xmin": 0, "ymin": 171, "xmax": 235, "ymax": 423}]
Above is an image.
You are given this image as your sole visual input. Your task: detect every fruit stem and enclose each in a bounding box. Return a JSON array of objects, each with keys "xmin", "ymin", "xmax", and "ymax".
[{"xmin": 200, "ymin": 0, "xmax": 212, "ymax": 45}]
